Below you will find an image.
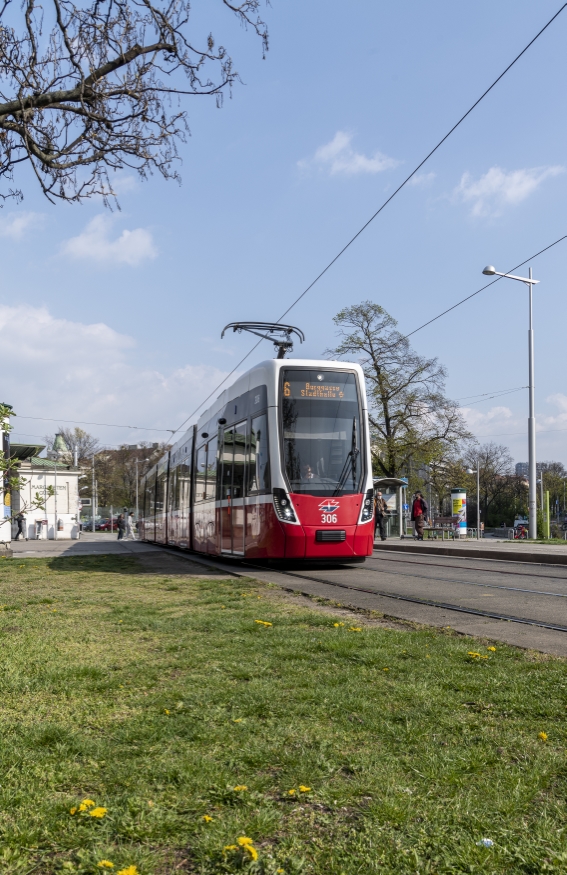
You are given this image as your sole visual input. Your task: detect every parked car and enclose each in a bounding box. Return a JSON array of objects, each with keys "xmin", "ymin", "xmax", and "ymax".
[{"xmin": 97, "ymin": 518, "xmax": 118, "ymax": 531}]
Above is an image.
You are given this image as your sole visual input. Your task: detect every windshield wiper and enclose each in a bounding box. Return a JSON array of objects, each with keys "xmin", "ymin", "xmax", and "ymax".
[{"xmin": 333, "ymin": 418, "xmax": 359, "ymax": 497}]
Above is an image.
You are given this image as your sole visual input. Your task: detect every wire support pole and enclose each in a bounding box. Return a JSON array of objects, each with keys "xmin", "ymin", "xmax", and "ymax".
[{"xmin": 528, "ymin": 267, "xmax": 537, "ymax": 540}]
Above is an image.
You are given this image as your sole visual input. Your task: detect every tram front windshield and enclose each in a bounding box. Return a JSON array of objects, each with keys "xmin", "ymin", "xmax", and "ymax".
[{"xmin": 281, "ymin": 369, "xmax": 363, "ymax": 496}]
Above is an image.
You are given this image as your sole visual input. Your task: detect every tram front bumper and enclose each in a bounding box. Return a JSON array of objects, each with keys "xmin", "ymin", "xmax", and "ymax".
[{"xmin": 283, "ymin": 521, "xmax": 374, "ymax": 559}]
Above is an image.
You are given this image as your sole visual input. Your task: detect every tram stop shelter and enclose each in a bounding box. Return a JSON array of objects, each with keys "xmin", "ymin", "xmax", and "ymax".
[{"xmin": 373, "ymin": 477, "xmax": 409, "ymax": 539}]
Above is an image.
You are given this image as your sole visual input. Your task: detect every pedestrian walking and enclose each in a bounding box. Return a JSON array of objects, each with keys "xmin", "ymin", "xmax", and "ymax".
[
  {"xmin": 411, "ymin": 491, "xmax": 428, "ymax": 540},
  {"xmin": 116, "ymin": 513, "xmax": 126, "ymax": 540},
  {"xmin": 125, "ymin": 512, "xmax": 136, "ymax": 540},
  {"xmin": 374, "ymin": 490, "xmax": 388, "ymax": 541},
  {"xmin": 14, "ymin": 512, "xmax": 25, "ymax": 540}
]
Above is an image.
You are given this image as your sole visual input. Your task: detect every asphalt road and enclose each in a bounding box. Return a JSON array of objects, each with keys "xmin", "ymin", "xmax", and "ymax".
[{"xmin": 11, "ymin": 535, "xmax": 567, "ymax": 656}]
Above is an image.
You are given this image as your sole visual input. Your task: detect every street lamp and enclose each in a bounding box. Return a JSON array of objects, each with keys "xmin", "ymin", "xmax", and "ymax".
[
  {"xmin": 466, "ymin": 463, "xmax": 480, "ymax": 540},
  {"xmin": 482, "ymin": 265, "xmax": 540, "ymax": 539}
]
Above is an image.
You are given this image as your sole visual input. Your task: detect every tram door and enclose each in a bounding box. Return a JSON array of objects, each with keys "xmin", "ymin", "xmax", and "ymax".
[{"xmin": 220, "ymin": 422, "xmax": 246, "ymax": 554}]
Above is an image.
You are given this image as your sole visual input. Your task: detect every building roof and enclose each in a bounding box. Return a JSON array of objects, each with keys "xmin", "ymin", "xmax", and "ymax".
[
  {"xmin": 16, "ymin": 455, "xmax": 77, "ymax": 470},
  {"xmin": 10, "ymin": 442, "xmax": 45, "ymax": 460}
]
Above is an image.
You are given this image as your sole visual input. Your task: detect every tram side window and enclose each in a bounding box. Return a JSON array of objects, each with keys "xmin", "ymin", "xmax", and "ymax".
[
  {"xmin": 248, "ymin": 413, "xmax": 270, "ymax": 494},
  {"xmin": 232, "ymin": 422, "xmax": 247, "ymax": 499},
  {"xmin": 147, "ymin": 478, "xmax": 156, "ymax": 516},
  {"xmin": 169, "ymin": 466, "xmax": 178, "ymax": 511},
  {"xmin": 156, "ymin": 470, "xmax": 167, "ymax": 513},
  {"xmin": 196, "ymin": 445, "xmax": 207, "ymax": 501},
  {"xmin": 204, "ymin": 437, "xmax": 218, "ymax": 501},
  {"xmin": 177, "ymin": 463, "xmax": 191, "ymax": 512}
]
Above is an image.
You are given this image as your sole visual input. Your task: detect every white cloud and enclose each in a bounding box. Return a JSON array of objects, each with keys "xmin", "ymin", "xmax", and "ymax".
[
  {"xmin": 60, "ymin": 215, "xmax": 157, "ymax": 266},
  {"xmin": 298, "ymin": 131, "xmax": 399, "ymax": 176},
  {"xmin": 0, "ymin": 211, "xmax": 45, "ymax": 240},
  {"xmin": 408, "ymin": 172, "xmax": 436, "ymax": 187},
  {"xmin": 461, "ymin": 405, "xmax": 515, "ymax": 432},
  {"xmin": 454, "ymin": 165, "xmax": 564, "ymax": 217},
  {"xmin": 1, "ymin": 304, "xmax": 230, "ymax": 446}
]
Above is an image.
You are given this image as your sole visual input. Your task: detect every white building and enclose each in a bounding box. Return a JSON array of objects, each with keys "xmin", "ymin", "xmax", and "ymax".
[{"xmin": 9, "ymin": 442, "xmax": 81, "ymax": 540}]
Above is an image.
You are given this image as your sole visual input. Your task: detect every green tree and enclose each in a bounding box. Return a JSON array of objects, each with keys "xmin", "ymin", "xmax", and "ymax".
[{"xmin": 326, "ymin": 302, "xmax": 471, "ymax": 478}]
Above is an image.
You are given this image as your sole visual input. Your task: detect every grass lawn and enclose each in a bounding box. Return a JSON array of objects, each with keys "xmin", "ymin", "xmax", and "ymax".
[{"xmin": 0, "ymin": 554, "xmax": 566, "ymax": 874}]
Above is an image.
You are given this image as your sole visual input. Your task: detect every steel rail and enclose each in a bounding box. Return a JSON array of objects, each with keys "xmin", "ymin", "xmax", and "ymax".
[
  {"xmin": 367, "ymin": 559, "xmax": 567, "ymax": 594},
  {"xmin": 245, "ymin": 565, "xmax": 567, "ymax": 634}
]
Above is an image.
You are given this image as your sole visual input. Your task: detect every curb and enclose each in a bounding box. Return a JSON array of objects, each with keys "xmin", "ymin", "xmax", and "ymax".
[{"xmin": 373, "ymin": 541, "xmax": 567, "ymax": 566}]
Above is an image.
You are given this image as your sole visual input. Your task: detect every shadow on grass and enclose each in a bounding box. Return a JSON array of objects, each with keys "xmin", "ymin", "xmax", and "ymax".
[{"xmin": 46, "ymin": 554, "xmax": 143, "ymax": 575}]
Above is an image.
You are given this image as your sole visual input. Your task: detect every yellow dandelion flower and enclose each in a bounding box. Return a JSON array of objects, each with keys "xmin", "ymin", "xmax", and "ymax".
[
  {"xmin": 202, "ymin": 815, "xmax": 213, "ymax": 822},
  {"xmin": 221, "ymin": 605, "xmax": 226, "ymax": 609},
  {"xmin": 147, "ymin": 800, "xmax": 154, "ymax": 807},
  {"xmin": 237, "ymin": 837, "xmax": 254, "ymax": 846},
  {"xmin": 233, "ymin": 718, "xmax": 243, "ymax": 723},
  {"xmin": 164, "ymin": 709, "xmax": 170, "ymax": 715},
  {"xmin": 299, "ymin": 785, "xmax": 311, "ymax": 792},
  {"xmin": 288, "ymin": 789, "xmax": 296, "ymax": 795},
  {"xmin": 244, "ymin": 844, "xmax": 258, "ymax": 860},
  {"xmin": 468, "ymin": 651, "xmax": 481, "ymax": 658},
  {"xmin": 487, "ymin": 646, "xmax": 497, "ymax": 652},
  {"xmin": 97, "ymin": 863, "xmax": 114, "ymax": 870},
  {"xmin": 254, "ymin": 619, "xmax": 273, "ymax": 626},
  {"xmin": 382, "ymin": 667, "xmax": 390, "ymax": 671},
  {"xmin": 333, "ymin": 622, "xmax": 344, "ymax": 627},
  {"xmin": 277, "ymin": 869, "xmax": 285, "ymax": 874},
  {"xmin": 224, "ymin": 845, "xmax": 238, "ymax": 852},
  {"xmin": 538, "ymin": 731, "xmax": 548, "ymax": 741},
  {"xmin": 117, "ymin": 868, "xmax": 139, "ymax": 875},
  {"xmin": 89, "ymin": 807, "xmax": 108, "ymax": 818},
  {"xmin": 233, "ymin": 785, "xmax": 247, "ymax": 792},
  {"xmin": 349, "ymin": 627, "xmax": 362, "ymax": 632},
  {"xmin": 69, "ymin": 807, "xmax": 77, "ymax": 815},
  {"xmin": 82, "ymin": 799, "xmax": 95, "ymax": 808}
]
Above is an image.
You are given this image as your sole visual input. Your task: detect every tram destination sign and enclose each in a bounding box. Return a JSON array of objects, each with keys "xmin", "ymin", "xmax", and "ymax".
[{"xmin": 284, "ymin": 381, "xmax": 345, "ymax": 400}]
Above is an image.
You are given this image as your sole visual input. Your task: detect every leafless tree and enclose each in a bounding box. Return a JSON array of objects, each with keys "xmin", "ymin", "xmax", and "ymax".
[
  {"xmin": 0, "ymin": 0, "xmax": 268, "ymax": 203},
  {"xmin": 326, "ymin": 302, "xmax": 472, "ymax": 478},
  {"xmin": 44, "ymin": 426, "xmax": 100, "ymax": 463}
]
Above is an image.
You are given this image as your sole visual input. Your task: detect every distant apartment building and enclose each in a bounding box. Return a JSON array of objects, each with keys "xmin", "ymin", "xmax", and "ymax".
[{"xmin": 515, "ymin": 462, "xmax": 545, "ymax": 478}]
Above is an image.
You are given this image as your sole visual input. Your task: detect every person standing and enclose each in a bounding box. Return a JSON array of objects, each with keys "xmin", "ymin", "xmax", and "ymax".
[
  {"xmin": 125, "ymin": 512, "xmax": 136, "ymax": 540},
  {"xmin": 116, "ymin": 513, "xmax": 126, "ymax": 540},
  {"xmin": 374, "ymin": 490, "xmax": 388, "ymax": 541},
  {"xmin": 411, "ymin": 491, "xmax": 428, "ymax": 540},
  {"xmin": 14, "ymin": 512, "xmax": 25, "ymax": 540}
]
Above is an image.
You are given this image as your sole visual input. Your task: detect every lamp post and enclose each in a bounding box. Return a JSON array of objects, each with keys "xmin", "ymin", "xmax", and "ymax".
[
  {"xmin": 467, "ymin": 463, "xmax": 480, "ymax": 540},
  {"xmin": 482, "ymin": 265, "xmax": 539, "ymax": 539}
]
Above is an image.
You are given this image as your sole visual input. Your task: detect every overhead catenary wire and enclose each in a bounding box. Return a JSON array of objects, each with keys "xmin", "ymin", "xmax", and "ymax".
[
  {"xmin": 15, "ymin": 415, "xmax": 174, "ymax": 433},
  {"xmin": 170, "ymin": 4, "xmax": 567, "ymax": 438}
]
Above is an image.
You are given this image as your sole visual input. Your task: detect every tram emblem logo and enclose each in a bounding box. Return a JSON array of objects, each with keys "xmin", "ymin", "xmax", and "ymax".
[{"xmin": 319, "ymin": 499, "xmax": 340, "ymax": 513}]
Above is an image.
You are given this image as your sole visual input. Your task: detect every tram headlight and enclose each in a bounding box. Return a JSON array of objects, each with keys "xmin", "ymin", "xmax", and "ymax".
[
  {"xmin": 273, "ymin": 488, "xmax": 297, "ymax": 523},
  {"xmin": 360, "ymin": 489, "xmax": 374, "ymax": 523}
]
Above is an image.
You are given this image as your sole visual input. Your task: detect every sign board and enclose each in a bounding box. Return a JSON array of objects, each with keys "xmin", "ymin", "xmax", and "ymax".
[
  {"xmin": 81, "ymin": 498, "xmax": 92, "ymax": 506},
  {"xmin": 403, "ymin": 503, "xmax": 409, "ymax": 510}
]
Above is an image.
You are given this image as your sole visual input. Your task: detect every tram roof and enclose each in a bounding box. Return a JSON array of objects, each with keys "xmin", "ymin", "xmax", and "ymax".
[{"xmin": 196, "ymin": 357, "xmax": 365, "ymax": 430}]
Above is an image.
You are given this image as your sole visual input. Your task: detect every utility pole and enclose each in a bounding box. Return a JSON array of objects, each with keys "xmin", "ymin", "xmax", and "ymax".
[
  {"xmin": 92, "ymin": 455, "xmax": 96, "ymax": 532},
  {"xmin": 54, "ymin": 458, "xmax": 57, "ymax": 540}
]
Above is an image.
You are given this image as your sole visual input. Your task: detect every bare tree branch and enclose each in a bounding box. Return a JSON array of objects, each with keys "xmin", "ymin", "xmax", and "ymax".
[{"xmin": 0, "ymin": 0, "xmax": 269, "ymax": 203}]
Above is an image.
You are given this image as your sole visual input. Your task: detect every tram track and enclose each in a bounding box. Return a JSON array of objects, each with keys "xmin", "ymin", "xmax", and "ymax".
[
  {"xmin": 362, "ymin": 562, "xmax": 567, "ymax": 599},
  {"xmin": 372, "ymin": 550, "xmax": 567, "ymax": 581},
  {"xmin": 246, "ymin": 563, "xmax": 567, "ymax": 634}
]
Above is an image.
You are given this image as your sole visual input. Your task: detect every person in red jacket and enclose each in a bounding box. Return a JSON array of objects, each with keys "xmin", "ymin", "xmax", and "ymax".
[{"xmin": 411, "ymin": 492, "xmax": 428, "ymax": 540}]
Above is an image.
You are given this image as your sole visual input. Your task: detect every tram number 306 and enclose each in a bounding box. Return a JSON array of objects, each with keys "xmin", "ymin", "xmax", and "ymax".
[{"xmin": 321, "ymin": 513, "xmax": 338, "ymax": 523}]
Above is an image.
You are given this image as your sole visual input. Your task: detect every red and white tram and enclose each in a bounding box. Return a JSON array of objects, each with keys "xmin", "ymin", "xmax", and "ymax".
[{"xmin": 139, "ymin": 359, "xmax": 375, "ymax": 561}]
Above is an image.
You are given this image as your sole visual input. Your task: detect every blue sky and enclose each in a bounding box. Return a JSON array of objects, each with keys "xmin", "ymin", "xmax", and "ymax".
[{"xmin": 4, "ymin": 0, "xmax": 567, "ymax": 465}]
